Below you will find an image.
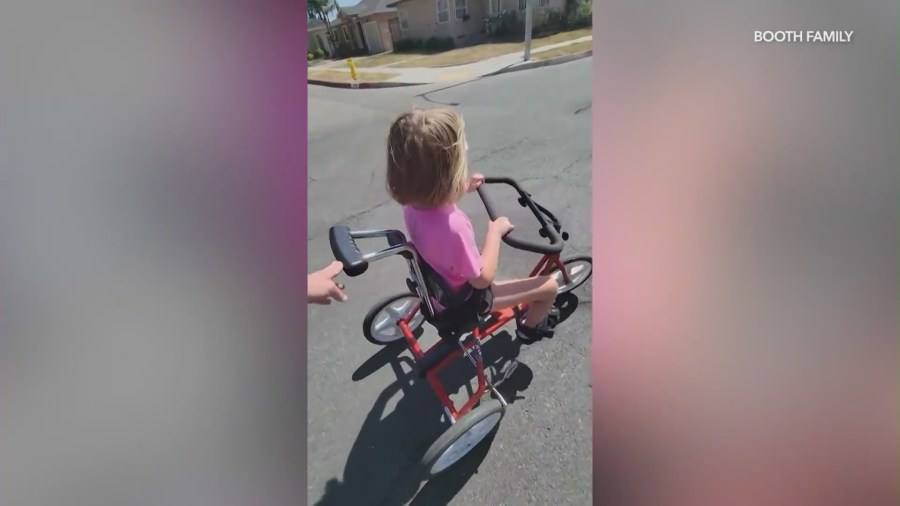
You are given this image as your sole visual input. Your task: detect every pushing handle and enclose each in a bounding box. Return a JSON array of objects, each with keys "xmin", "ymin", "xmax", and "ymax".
[
  {"xmin": 329, "ymin": 225, "xmax": 369, "ymax": 277},
  {"xmin": 476, "ymin": 177, "xmax": 564, "ymax": 255}
]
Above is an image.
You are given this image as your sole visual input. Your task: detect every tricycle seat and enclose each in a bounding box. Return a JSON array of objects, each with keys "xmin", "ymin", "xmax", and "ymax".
[{"xmin": 405, "ymin": 275, "xmax": 488, "ymax": 341}]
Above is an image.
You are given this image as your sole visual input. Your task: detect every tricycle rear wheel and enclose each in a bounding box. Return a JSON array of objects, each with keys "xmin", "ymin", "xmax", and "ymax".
[{"xmin": 362, "ymin": 293, "xmax": 425, "ymax": 345}]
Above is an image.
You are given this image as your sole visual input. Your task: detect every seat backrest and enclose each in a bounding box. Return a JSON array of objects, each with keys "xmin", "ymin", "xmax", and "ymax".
[
  {"xmin": 416, "ymin": 259, "xmax": 471, "ymax": 310},
  {"xmin": 410, "ymin": 258, "xmax": 487, "ymax": 340},
  {"xmin": 388, "ymin": 229, "xmax": 472, "ymax": 320}
]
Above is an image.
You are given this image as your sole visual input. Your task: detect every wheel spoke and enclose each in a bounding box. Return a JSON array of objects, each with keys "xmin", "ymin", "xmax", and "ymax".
[
  {"xmin": 552, "ymin": 260, "xmax": 591, "ymax": 293},
  {"xmin": 373, "ymin": 316, "xmax": 394, "ymax": 333},
  {"xmin": 385, "ymin": 306, "xmax": 403, "ymax": 321},
  {"xmin": 367, "ymin": 295, "xmax": 425, "ymax": 344},
  {"xmin": 395, "ymin": 299, "xmax": 414, "ymax": 314}
]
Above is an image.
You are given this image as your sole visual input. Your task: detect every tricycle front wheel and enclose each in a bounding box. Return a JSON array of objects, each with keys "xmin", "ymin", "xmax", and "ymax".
[
  {"xmin": 421, "ymin": 399, "xmax": 506, "ymax": 477},
  {"xmin": 548, "ymin": 256, "xmax": 593, "ymax": 294}
]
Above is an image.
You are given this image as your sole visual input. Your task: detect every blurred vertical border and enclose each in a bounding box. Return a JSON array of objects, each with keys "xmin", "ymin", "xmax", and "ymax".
[
  {"xmin": 1, "ymin": 1, "xmax": 309, "ymax": 505},
  {"xmin": 592, "ymin": 1, "xmax": 898, "ymax": 504}
]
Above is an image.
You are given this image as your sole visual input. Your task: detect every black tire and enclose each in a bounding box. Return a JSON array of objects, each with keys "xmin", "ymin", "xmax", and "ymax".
[
  {"xmin": 548, "ymin": 255, "xmax": 593, "ymax": 294},
  {"xmin": 362, "ymin": 293, "xmax": 426, "ymax": 346},
  {"xmin": 421, "ymin": 399, "xmax": 506, "ymax": 477}
]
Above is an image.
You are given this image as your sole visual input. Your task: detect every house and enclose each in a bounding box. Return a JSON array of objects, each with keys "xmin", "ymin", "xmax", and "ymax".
[
  {"xmin": 386, "ymin": 0, "xmax": 565, "ymax": 47},
  {"xmin": 308, "ymin": 15, "xmax": 370, "ymax": 58},
  {"xmin": 308, "ymin": 18, "xmax": 335, "ymax": 57},
  {"xmin": 336, "ymin": 0, "xmax": 401, "ymax": 54}
]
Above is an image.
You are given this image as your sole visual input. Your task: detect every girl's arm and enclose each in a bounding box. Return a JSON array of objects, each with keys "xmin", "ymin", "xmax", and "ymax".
[{"xmin": 469, "ymin": 218, "xmax": 513, "ymax": 289}]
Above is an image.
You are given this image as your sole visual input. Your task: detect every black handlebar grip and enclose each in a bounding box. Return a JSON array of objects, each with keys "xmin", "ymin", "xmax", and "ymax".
[
  {"xmin": 476, "ymin": 185, "xmax": 498, "ymax": 221},
  {"xmin": 329, "ymin": 225, "xmax": 369, "ymax": 277},
  {"xmin": 477, "ymin": 177, "xmax": 564, "ymax": 255}
]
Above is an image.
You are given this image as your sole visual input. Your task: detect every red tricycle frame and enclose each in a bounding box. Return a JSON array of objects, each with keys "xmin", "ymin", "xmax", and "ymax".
[{"xmin": 397, "ymin": 253, "xmax": 572, "ymax": 423}]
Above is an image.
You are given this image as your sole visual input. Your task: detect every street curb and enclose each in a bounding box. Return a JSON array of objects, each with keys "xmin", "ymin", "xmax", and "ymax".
[
  {"xmin": 486, "ymin": 49, "xmax": 592, "ymax": 76},
  {"xmin": 308, "ymin": 79, "xmax": 425, "ymax": 89},
  {"xmin": 308, "ymin": 49, "xmax": 592, "ymax": 89}
]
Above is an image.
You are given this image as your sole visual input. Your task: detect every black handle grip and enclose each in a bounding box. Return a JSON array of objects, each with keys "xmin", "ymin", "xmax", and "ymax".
[
  {"xmin": 329, "ymin": 225, "xmax": 369, "ymax": 277},
  {"xmin": 476, "ymin": 177, "xmax": 563, "ymax": 255}
]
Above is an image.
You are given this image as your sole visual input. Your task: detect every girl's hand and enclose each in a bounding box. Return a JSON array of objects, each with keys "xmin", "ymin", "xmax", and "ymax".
[
  {"xmin": 489, "ymin": 216, "xmax": 515, "ymax": 236},
  {"xmin": 467, "ymin": 173, "xmax": 485, "ymax": 193}
]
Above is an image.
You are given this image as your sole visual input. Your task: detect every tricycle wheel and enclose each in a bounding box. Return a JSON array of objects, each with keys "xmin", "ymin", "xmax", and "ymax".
[
  {"xmin": 421, "ymin": 399, "xmax": 505, "ymax": 477},
  {"xmin": 548, "ymin": 255, "xmax": 593, "ymax": 294},
  {"xmin": 362, "ymin": 293, "xmax": 425, "ymax": 345}
]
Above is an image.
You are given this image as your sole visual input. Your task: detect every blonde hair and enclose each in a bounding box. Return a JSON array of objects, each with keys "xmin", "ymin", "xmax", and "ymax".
[{"xmin": 386, "ymin": 108, "xmax": 468, "ymax": 207}]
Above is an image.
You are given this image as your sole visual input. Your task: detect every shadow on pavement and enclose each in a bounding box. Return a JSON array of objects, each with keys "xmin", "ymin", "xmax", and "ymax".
[
  {"xmin": 555, "ymin": 292, "xmax": 580, "ymax": 324},
  {"xmin": 312, "ymin": 330, "xmax": 533, "ymax": 506}
]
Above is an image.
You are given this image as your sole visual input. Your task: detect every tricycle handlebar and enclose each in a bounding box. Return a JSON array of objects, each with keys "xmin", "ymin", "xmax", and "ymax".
[{"xmin": 476, "ymin": 177, "xmax": 565, "ymax": 255}]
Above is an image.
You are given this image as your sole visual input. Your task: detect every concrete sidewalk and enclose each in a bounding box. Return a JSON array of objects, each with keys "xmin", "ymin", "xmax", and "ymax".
[{"xmin": 311, "ymin": 36, "xmax": 591, "ymax": 86}]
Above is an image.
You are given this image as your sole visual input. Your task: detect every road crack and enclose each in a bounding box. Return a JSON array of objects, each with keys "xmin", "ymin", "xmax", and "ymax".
[
  {"xmin": 342, "ymin": 198, "xmax": 393, "ymax": 224},
  {"xmin": 470, "ymin": 138, "xmax": 529, "ymax": 163},
  {"xmin": 307, "ymin": 198, "xmax": 395, "ymax": 243}
]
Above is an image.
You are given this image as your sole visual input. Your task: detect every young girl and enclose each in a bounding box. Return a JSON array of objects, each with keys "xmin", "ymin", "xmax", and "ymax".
[{"xmin": 386, "ymin": 108, "xmax": 560, "ymax": 343}]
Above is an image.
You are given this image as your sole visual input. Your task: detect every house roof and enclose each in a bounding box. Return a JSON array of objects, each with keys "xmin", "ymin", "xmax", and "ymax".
[
  {"xmin": 384, "ymin": 0, "xmax": 413, "ymax": 8},
  {"xmin": 339, "ymin": 0, "xmax": 396, "ymax": 18},
  {"xmin": 308, "ymin": 18, "xmax": 326, "ymax": 29}
]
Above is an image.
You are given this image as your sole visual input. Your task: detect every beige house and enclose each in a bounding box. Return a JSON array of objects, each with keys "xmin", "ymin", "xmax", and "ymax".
[
  {"xmin": 387, "ymin": 0, "xmax": 564, "ymax": 47},
  {"xmin": 308, "ymin": 18, "xmax": 335, "ymax": 57},
  {"xmin": 337, "ymin": 0, "xmax": 401, "ymax": 54}
]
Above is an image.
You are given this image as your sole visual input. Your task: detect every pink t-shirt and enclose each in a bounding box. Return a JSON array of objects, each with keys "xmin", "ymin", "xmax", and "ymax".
[{"xmin": 403, "ymin": 204, "xmax": 483, "ymax": 294}]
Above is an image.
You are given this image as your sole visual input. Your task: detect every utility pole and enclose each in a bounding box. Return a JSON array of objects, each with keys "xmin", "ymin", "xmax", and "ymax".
[{"xmin": 523, "ymin": 0, "xmax": 533, "ymax": 61}]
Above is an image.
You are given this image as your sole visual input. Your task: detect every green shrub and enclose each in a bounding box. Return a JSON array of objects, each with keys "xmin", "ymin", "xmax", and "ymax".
[
  {"xmin": 566, "ymin": 0, "xmax": 591, "ymax": 27},
  {"xmin": 490, "ymin": 11, "xmax": 524, "ymax": 38},
  {"xmin": 394, "ymin": 38, "xmax": 424, "ymax": 52},
  {"xmin": 424, "ymin": 36, "xmax": 455, "ymax": 52},
  {"xmin": 544, "ymin": 10, "xmax": 568, "ymax": 31},
  {"xmin": 534, "ymin": 10, "xmax": 569, "ymax": 35},
  {"xmin": 307, "ymin": 52, "xmax": 314, "ymax": 61}
]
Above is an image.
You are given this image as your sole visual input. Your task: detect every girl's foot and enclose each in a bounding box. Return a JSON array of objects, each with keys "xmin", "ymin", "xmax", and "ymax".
[{"xmin": 515, "ymin": 308, "xmax": 561, "ymax": 344}]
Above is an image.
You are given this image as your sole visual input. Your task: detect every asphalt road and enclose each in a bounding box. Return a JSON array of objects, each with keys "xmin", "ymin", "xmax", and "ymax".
[{"xmin": 307, "ymin": 59, "xmax": 593, "ymax": 506}]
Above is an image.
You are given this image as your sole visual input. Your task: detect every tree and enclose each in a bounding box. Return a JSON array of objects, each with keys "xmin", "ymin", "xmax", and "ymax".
[{"xmin": 308, "ymin": 0, "xmax": 339, "ymax": 53}]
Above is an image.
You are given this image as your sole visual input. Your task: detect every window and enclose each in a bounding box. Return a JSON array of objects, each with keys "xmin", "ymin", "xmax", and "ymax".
[
  {"xmin": 455, "ymin": 0, "xmax": 467, "ymax": 19},
  {"xmin": 398, "ymin": 9, "xmax": 410, "ymax": 29},
  {"xmin": 489, "ymin": 0, "xmax": 500, "ymax": 13},
  {"xmin": 518, "ymin": 0, "xmax": 526, "ymax": 11},
  {"xmin": 342, "ymin": 25, "xmax": 350, "ymax": 42},
  {"xmin": 538, "ymin": 0, "xmax": 549, "ymax": 6},
  {"xmin": 436, "ymin": 0, "xmax": 449, "ymax": 23}
]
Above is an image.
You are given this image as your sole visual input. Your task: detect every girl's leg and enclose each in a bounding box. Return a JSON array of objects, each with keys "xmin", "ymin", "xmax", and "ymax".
[{"xmin": 491, "ymin": 275, "xmax": 559, "ymax": 328}]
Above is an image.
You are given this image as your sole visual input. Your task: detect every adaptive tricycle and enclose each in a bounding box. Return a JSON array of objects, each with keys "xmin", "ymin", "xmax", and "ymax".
[{"xmin": 328, "ymin": 176, "xmax": 592, "ymax": 477}]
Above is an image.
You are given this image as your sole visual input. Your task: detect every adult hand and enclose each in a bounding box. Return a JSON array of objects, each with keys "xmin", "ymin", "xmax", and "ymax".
[{"xmin": 308, "ymin": 261, "xmax": 348, "ymax": 305}]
